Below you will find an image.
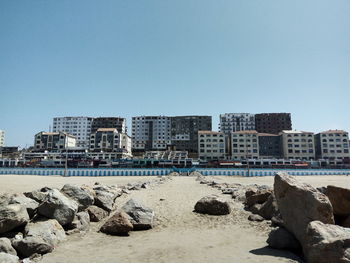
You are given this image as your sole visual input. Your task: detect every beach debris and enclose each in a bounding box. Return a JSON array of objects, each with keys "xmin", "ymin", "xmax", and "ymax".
[
  {"xmin": 0, "ymin": 237, "xmax": 17, "ymax": 256},
  {"xmin": 86, "ymin": 205, "xmax": 108, "ymax": 222},
  {"xmin": 267, "ymin": 227, "xmax": 301, "ymax": 250},
  {"xmin": 100, "ymin": 211, "xmax": 133, "ymax": 236},
  {"xmin": 0, "ymin": 252, "xmax": 19, "ymax": 263},
  {"xmin": 60, "ymin": 184, "xmax": 95, "ymax": 211},
  {"xmin": 194, "ymin": 195, "xmax": 231, "ymax": 215},
  {"xmin": 248, "ymin": 214, "xmax": 264, "ymax": 222},
  {"xmin": 122, "ymin": 199, "xmax": 155, "ymax": 230},
  {"xmin": 324, "ymin": 185, "xmax": 350, "ymax": 216},
  {"xmin": 37, "ymin": 189, "xmax": 78, "ymax": 226},
  {"xmin": 0, "ymin": 204, "xmax": 29, "ymax": 234}
]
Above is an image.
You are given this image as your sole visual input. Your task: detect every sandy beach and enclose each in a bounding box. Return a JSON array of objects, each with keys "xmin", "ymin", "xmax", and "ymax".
[{"xmin": 1, "ymin": 174, "xmax": 349, "ymax": 263}]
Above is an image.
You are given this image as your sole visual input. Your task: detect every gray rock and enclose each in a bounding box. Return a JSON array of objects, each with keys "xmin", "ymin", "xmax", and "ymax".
[
  {"xmin": 0, "ymin": 238, "xmax": 17, "ymax": 256},
  {"xmin": 267, "ymin": 227, "xmax": 301, "ymax": 250},
  {"xmin": 0, "ymin": 204, "xmax": 29, "ymax": 234},
  {"xmin": 257, "ymin": 194, "xmax": 279, "ymax": 220},
  {"xmin": 274, "ymin": 172, "xmax": 334, "ymax": 244},
  {"xmin": 9, "ymin": 194, "xmax": 39, "ymax": 218},
  {"xmin": 245, "ymin": 190, "xmax": 271, "ymax": 207},
  {"xmin": 12, "ymin": 237, "xmax": 53, "ymax": 258},
  {"xmin": 86, "ymin": 205, "xmax": 108, "ymax": 222},
  {"xmin": 94, "ymin": 190, "xmax": 115, "ymax": 212},
  {"xmin": 194, "ymin": 195, "xmax": 231, "ymax": 216},
  {"xmin": 60, "ymin": 184, "xmax": 94, "ymax": 211},
  {"xmin": 248, "ymin": 214, "xmax": 264, "ymax": 222},
  {"xmin": 66, "ymin": 211, "xmax": 90, "ymax": 233},
  {"xmin": 37, "ymin": 189, "xmax": 78, "ymax": 226},
  {"xmin": 100, "ymin": 211, "xmax": 133, "ymax": 236},
  {"xmin": 23, "ymin": 190, "xmax": 48, "ymax": 203},
  {"xmin": 122, "ymin": 199, "xmax": 155, "ymax": 230},
  {"xmin": 325, "ymin": 185, "xmax": 350, "ymax": 216},
  {"xmin": 0, "ymin": 252, "xmax": 19, "ymax": 263},
  {"xmin": 304, "ymin": 221, "xmax": 350, "ymax": 263}
]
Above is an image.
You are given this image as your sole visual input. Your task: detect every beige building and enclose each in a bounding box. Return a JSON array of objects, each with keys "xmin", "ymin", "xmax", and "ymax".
[
  {"xmin": 198, "ymin": 131, "xmax": 225, "ymax": 161},
  {"xmin": 315, "ymin": 130, "xmax": 350, "ymax": 163},
  {"xmin": 231, "ymin": 130, "xmax": 259, "ymax": 160},
  {"xmin": 0, "ymin": 130, "xmax": 4, "ymax": 147},
  {"xmin": 280, "ymin": 130, "xmax": 315, "ymax": 160},
  {"xmin": 34, "ymin": 131, "xmax": 76, "ymax": 151}
]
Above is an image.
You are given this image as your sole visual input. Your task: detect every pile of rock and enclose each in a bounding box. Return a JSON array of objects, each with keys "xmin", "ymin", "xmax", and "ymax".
[{"xmin": 0, "ymin": 176, "xmax": 170, "ymax": 262}]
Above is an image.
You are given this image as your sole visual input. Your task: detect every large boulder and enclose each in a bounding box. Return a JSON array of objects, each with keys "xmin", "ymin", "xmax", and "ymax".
[
  {"xmin": 100, "ymin": 211, "xmax": 133, "ymax": 236},
  {"xmin": 94, "ymin": 190, "xmax": 116, "ymax": 212},
  {"xmin": 122, "ymin": 199, "xmax": 155, "ymax": 230},
  {"xmin": 267, "ymin": 227, "xmax": 301, "ymax": 250},
  {"xmin": 0, "ymin": 238, "xmax": 17, "ymax": 256},
  {"xmin": 257, "ymin": 194, "xmax": 279, "ymax": 220},
  {"xmin": 61, "ymin": 184, "xmax": 94, "ymax": 211},
  {"xmin": 0, "ymin": 204, "xmax": 29, "ymax": 234},
  {"xmin": 12, "ymin": 236, "xmax": 53, "ymax": 258},
  {"xmin": 245, "ymin": 190, "xmax": 272, "ymax": 207},
  {"xmin": 0, "ymin": 252, "xmax": 19, "ymax": 263},
  {"xmin": 37, "ymin": 189, "xmax": 78, "ymax": 226},
  {"xmin": 274, "ymin": 172, "xmax": 334, "ymax": 244},
  {"xmin": 23, "ymin": 188, "xmax": 50, "ymax": 203},
  {"xmin": 8, "ymin": 194, "xmax": 39, "ymax": 218},
  {"xmin": 325, "ymin": 185, "xmax": 350, "ymax": 216},
  {"xmin": 194, "ymin": 195, "xmax": 231, "ymax": 216},
  {"xmin": 86, "ymin": 206, "xmax": 108, "ymax": 222},
  {"xmin": 304, "ymin": 221, "xmax": 350, "ymax": 263},
  {"xmin": 66, "ymin": 211, "xmax": 90, "ymax": 233}
]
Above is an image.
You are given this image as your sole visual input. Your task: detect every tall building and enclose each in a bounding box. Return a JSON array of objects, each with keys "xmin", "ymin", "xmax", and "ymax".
[
  {"xmin": 0, "ymin": 130, "xmax": 4, "ymax": 147},
  {"xmin": 198, "ymin": 131, "xmax": 225, "ymax": 161},
  {"xmin": 315, "ymin": 130, "xmax": 350, "ymax": 163},
  {"xmin": 258, "ymin": 133, "xmax": 282, "ymax": 159},
  {"xmin": 170, "ymin": 116, "xmax": 212, "ymax": 155},
  {"xmin": 131, "ymin": 116, "xmax": 171, "ymax": 152},
  {"xmin": 91, "ymin": 117, "xmax": 126, "ymax": 134},
  {"xmin": 231, "ymin": 130, "xmax": 259, "ymax": 160},
  {"xmin": 255, "ymin": 113, "xmax": 292, "ymax": 134},
  {"xmin": 53, "ymin": 117, "xmax": 93, "ymax": 148},
  {"xmin": 219, "ymin": 113, "xmax": 255, "ymax": 135},
  {"xmin": 280, "ymin": 130, "xmax": 315, "ymax": 160},
  {"xmin": 34, "ymin": 131, "xmax": 76, "ymax": 151}
]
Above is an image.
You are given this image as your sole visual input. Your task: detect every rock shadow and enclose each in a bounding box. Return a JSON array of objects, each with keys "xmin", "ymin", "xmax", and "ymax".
[{"xmin": 250, "ymin": 246, "xmax": 304, "ymax": 263}]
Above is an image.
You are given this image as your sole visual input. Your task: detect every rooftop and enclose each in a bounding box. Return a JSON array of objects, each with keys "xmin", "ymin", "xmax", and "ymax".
[
  {"xmin": 319, "ymin": 129, "xmax": 348, "ymax": 134},
  {"xmin": 232, "ymin": 130, "xmax": 258, "ymax": 134},
  {"xmin": 96, "ymin": 128, "xmax": 118, "ymax": 132}
]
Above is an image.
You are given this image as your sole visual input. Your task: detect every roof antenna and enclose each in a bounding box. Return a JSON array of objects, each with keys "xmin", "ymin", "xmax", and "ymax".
[{"xmin": 49, "ymin": 125, "xmax": 51, "ymax": 132}]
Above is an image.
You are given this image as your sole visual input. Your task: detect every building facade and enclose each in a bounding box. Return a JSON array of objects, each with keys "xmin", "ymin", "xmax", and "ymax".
[
  {"xmin": 198, "ymin": 131, "xmax": 225, "ymax": 161},
  {"xmin": 315, "ymin": 130, "xmax": 350, "ymax": 163},
  {"xmin": 170, "ymin": 116, "xmax": 212, "ymax": 156},
  {"xmin": 34, "ymin": 132, "xmax": 76, "ymax": 151},
  {"xmin": 255, "ymin": 113, "xmax": 292, "ymax": 134},
  {"xmin": 91, "ymin": 117, "xmax": 126, "ymax": 134},
  {"xmin": 53, "ymin": 117, "xmax": 93, "ymax": 148},
  {"xmin": 0, "ymin": 130, "xmax": 4, "ymax": 147},
  {"xmin": 219, "ymin": 113, "xmax": 255, "ymax": 135},
  {"xmin": 280, "ymin": 130, "xmax": 315, "ymax": 160},
  {"xmin": 231, "ymin": 130, "xmax": 259, "ymax": 160},
  {"xmin": 258, "ymin": 133, "xmax": 282, "ymax": 159}
]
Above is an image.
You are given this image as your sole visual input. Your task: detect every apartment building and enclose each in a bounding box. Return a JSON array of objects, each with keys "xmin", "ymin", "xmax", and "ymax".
[
  {"xmin": 258, "ymin": 133, "xmax": 282, "ymax": 159},
  {"xmin": 34, "ymin": 131, "xmax": 76, "ymax": 151},
  {"xmin": 255, "ymin": 113, "xmax": 292, "ymax": 134},
  {"xmin": 280, "ymin": 130, "xmax": 315, "ymax": 160},
  {"xmin": 198, "ymin": 131, "xmax": 225, "ymax": 161},
  {"xmin": 0, "ymin": 130, "xmax": 4, "ymax": 147},
  {"xmin": 53, "ymin": 117, "xmax": 93, "ymax": 148},
  {"xmin": 219, "ymin": 113, "xmax": 255, "ymax": 135},
  {"xmin": 231, "ymin": 130, "xmax": 259, "ymax": 160},
  {"xmin": 315, "ymin": 130, "xmax": 350, "ymax": 163},
  {"xmin": 91, "ymin": 117, "xmax": 126, "ymax": 134}
]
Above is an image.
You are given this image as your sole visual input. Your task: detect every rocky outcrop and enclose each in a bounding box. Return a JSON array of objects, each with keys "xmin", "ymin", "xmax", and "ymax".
[
  {"xmin": 194, "ymin": 195, "xmax": 231, "ymax": 216},
  {"xmin": 86, "ymin": 206, "xmax": 108, "ymax": 222},
  {"xmin": 0, "ymin": 238, "xmax": 17, "ymax": 256},
  {"xmin": 61, "ymin": 184, "xmax": 94, "ymax": 211},
  {"xmin": 122, "ymin": 199, "xmax": 155, "ymax": 230},
  {"xmin": 274, "ymin": 172, "xmax": 334, "ymax": 244},
  {"xmin": 37, "ymin": 189, "xmax": 78, "ymax": 226},
  {"xmin": 267, "ymin": 227, "xmax": 301, "ymax": 250},
  {"xmin": 0, "ymin": 204, "xmax": 29, "ymax": 234},
  {"xmin": 100, "ymin": 211, "xmax": 133, "ymax": 236},
  {"xmin": 325, "ymin": 185, "xmax": 350, "ymax": 216}
]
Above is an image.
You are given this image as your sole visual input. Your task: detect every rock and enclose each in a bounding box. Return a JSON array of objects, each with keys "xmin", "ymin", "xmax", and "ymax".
[
  {"xmin": 12, "ymin": 237, "xmax": 53, "ymax": 258},
  {"xmin": 194, "ymin": 195, "xmax": 231, "ymax": 216},
  {"xmin": 247, "ymin": 204, "xmax": 262, "ymax": 214},
  {"xmin": 0, "ymin": 252, "xmax": 19, "ymax": 263},
  {"xmin": 231, "ymin": 189, "xmax": 246, "ymax": 202},
  {"xmin": 248, "ymin": 214, "xmax": 264, "ymax": 222},
  {"xmin": 122, "ymin": 199, "xmax": 155, "ymax": 230},
  {"xmin": 0, "ymin": 204, "xmax": 29, "ymax": 234},
  {"xmin": 94, "ymin": 190, "xmax": 116, "ymax": 212},
  {"xmin": 267, "ymin": 227, "xmax": 301, "ymax": 250},
  {"xmin": 245, "ymin": 188, "xmax": 258, "ymax": 198},
  {"xmin": 86, "ymin": 206, "xmax": 108, "ymax": 222},
  {"xmin": 0, "ymin": 238, "xmax": 17, "ymax": 256},
  {"xmin": 304, "ymin": 221, "xmax": 350, "ymax": 263},
  {"xmin": 23, "ymin": 190, "xmax": 48, "ymax": 203},
  {"xmin": 66, "ymin": 211, "xmax": 90, "ymax": 232},
  {"xmin": 325, "ymin": 185, "xmax": 350, "ymax": 216},
  {"xmin": 257, "ymin": 194, "xmax": 279, "ymax": 220},
  {"xmin": 37, "ymin": 189, "xmax": 78, "ymax": 226},
  {"xmin": 100, "ymin": 211, "xmax": 133, "ymax": 236},
  {"xmin": 245, "ymin": 190, "xmax": 271, "ymax": 207},
  {"xmin": 341, "ymin": 215, "xmax": 350, "ymax": 228},
  {"xmin": 274, "ymin": 172, "xmax": 334, "ymax": 244},
  {"xmin": 60, "ymin": 184, "xmax": 94, "ymax": 211},
  {"xmin": 8, "ymin": 194, "xmax": 39, "ymax": 218},
  {"xmin": 271, "ymin": 215, "xmax": 285, "ymax": 227}
]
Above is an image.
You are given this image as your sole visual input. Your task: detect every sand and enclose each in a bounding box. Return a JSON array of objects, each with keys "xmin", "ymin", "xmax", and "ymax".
[{"xmin": 1, "ymin": 174, "xmax": 347, "ymax": 263}]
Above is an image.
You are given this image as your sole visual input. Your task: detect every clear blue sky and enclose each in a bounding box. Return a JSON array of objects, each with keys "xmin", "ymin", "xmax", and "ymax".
[{"xmin": 1, "ymin": 0, "xmax": 349, "ymax": 147}]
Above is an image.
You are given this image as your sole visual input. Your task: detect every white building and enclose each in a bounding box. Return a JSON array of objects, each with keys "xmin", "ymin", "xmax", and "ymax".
[
  {"xmin": 53, "ymin": 117, "xmax": 93, "ymax": 148},
  {"xmin": 315, "ymin": 130, "xmax": 350, "ymax": 164},
  {"xmin": 280, "ymin": 130, "xmax": 315, "ymax": 160},
  {"xmin": 231, "ymin": 130, "xmax": 259, "ymax": 160},
  {"xmin": 34, "ymin": 131, "xmax": 76, "ymax": 151},
  {"xmin": 198, "ymin": 131, "xmax": 225, "ymax": 161},
  {"xmin": 219, "ymin": 113, "xmax": 255, "ymax": 135},
  {"xmin": 131, "ymin": 116, "xmax": 171, "ymax": 152},
  {"xmin": 0, "ymin": 130, "xmax": 4, "ymax": 147}
]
